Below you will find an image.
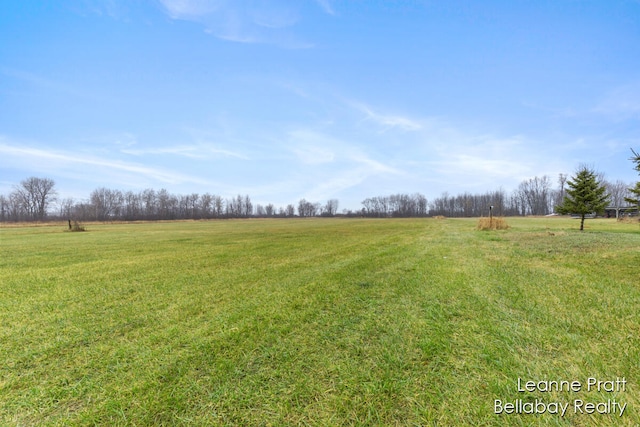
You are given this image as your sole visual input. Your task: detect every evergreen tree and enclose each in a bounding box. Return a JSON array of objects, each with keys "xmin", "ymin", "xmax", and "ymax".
[
  {"xmin": 556, "ymin": 166, "xmax": 609, "ymax": 231},
  {"xmin": 625, "ymin": 149, "xmax": 640, "ymax": 209},
  {"xmin": 625, "ymin": 182, "xmax": 640, "ymax": 208}
]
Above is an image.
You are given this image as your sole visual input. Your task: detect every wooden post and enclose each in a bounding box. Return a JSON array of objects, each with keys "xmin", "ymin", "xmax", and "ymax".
[{"xmin": 489, "ymin": 206, "xmax": 493, "ymax": 229}]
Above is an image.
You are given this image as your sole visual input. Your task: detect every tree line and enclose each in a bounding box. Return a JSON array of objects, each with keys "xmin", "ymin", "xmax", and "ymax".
[
  {"xmin": 2, "ymin": 152, "xmax": 639, "ymax": 223},
  {"xmin": 0, "ymin": 182, "xmax": 341, "ymax": 222}
]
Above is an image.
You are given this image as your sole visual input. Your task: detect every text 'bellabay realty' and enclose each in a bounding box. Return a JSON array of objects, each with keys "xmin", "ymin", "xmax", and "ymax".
[{"xmin": 495, "ymin": 377, "xmax": 628, "ymax": 417}]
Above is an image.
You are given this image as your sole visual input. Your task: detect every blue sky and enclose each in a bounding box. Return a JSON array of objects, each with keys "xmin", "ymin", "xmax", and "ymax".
[{"xmin": 1, "ymin": 0, "xmax": 639, "ymax": 211}]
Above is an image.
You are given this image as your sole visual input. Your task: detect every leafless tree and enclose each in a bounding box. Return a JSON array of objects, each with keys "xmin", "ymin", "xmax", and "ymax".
[
  {"xmin": 0, "ymin": 195, "xmax": 8, "ymax": 221},
  {"xmin": 200, "ymin": 193, "xmax": 213, "ymax": 219},
  {"xmin": 298, "ymin": 199, "xmax": 319, "ymax": 217},
  {"xmin": 213, "ymin": 195, "xmax": 224, "ymax": 217},
  {"xmin": 554, "ymin": 173, "xmax": 568, "ymax": 208},
  {"xmin": 13, "ymin": 177, "xmax": 57, "ymax": 220},
  {"xmin": 265, "ymin": 203, "xmax": 275, "ymax": 217},
  {"xmin": 604, "ymin": 180, "xmax": 631, "ymax": 218},
  {"xmin": 58, "ymin": 198, "xmax": 75, "ymax": 219},
  {"xmin": 122, "ymin": 191, "xmax": 142, "ymax": 220},
  {"xmin": 90, "ymin": 188, "xmax": 123, "ymax": 220},
  {"xmin": 362, "ymin": 193, "xmax": 427, "ymax": 217},
  {"xmin": 516, "ymin": 175, "xmax": 553, "ymax": 215},
  {"xmin": 141, "ymin": 188, "xmax": 157, "ymax": 219},
  {"xmin": 322, "ymin": 199, "xmax": 339, "ymax": 216},
  {"xmin": 285, "ymin": 204, "xmax": 295, "ymax": 217},
  {"xmin": 243, "ymin": 195, "xmax": 253, "ymax": 217}
]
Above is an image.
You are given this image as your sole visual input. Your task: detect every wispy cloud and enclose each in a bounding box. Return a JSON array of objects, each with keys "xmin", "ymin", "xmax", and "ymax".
[
  {"xmin": 157, "ymin": 0, "xmax": 315, "ymax": 47},
  {"xmin": 314, "ymin": 0, "xmax": 335, "ymax": 16},
  {"xmin": 158, "ymin": 0, "xmax": 222, "ymax": 19},
  {"xmin": 288, "ymin": 130, "xmax": 338, "ymax": 164},
  {"xmin": 287, "ymin": 129, "xmax": 401, "ymax": 171},
  {"xmin": 348, "ymin": 101, "xmax": 423, "ymax": 132},
  {"xmin": 284, "ymin": 128, "xmax": 402, "ymax": 201},
  {"xmin": 0, "ymin": 139, "xmax": 207, "ymax": 186},
  {"xmin": 121, "ymin": 143, "xmax": 248, "ymax": 160},
  {"xmin": 302, "ymin": 168, "xmax": 371, "ymax": 202}
]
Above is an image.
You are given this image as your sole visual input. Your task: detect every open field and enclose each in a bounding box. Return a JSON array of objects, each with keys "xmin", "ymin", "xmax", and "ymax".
[{"xmin": 1, "ymin": 217, "xmax": 639, "ymax": 426}]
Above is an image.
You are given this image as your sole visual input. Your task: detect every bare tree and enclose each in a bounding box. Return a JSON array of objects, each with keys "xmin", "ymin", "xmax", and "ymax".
[
  {"xmin": 141, "ymin": 188, "xmax": 157, "ymax": 219},
  {"xmin": 265, "ymin": 203, "xmax": 275, "ymax": 217},
  {"xmin": 516, "ymin": 176, "xmax": 553, "ymax": 215},
  {"xmin": 243, "ymin": 195, "xmax": 253, "ymax": 217},
  {"xmin": 555, "ymin": 173, "xmax": 568, "ymax": 208},
  {"xmin": 58, "ymin": 198, "xmax": 75, "ymax": 219},
  {"xmin": 0, "ymin": 195, "xmax": 8, "ymax": 221},
  {"xmin": 200, "ymin": 193, "xmax": 213, "ymax": 219},
  {"xmin": 213, "ymin": 195, "xmax": 224, "ymax": 217},
  {"xmin": 362, "ymin": 193, "xmax": 427, "ymax": 217},
  {"xmin": 224, "ymin": 194, "xmax": 252, "ymax": 217},
  {"xmin": 285, "ymin": 204, "xmax": 295, "ymax": 217},
  {"xmin": 13, "ymin": 177, "xmax": 57, "ymax": 221},
  {"xmin": 157, "ymin": 189, "xmax": 176, "ymax": 219},
  {"xmin": 123, "ymin": 191, "xmax": 142, "ymax": 221},
  {"xmin": 90, "ymin": 188, "xmax": 123, "ymax": 221},
  {"xmin": 604, "ymin": 180, "xmax": 631, "ymax": 218},
  {"xmin": 323, "ymin": 199, "xmax": 339, "ymax": 216},
  {"xmin": 255, "ymin": 204, "xmax": 266, "ymax": 217}
]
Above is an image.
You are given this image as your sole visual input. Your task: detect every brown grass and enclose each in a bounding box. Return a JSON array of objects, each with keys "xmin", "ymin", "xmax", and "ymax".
[
  {"xmin": 617, "ymin": 216, "xmax": 640, "ymax": 224},
  {"xmin": 476, "ymin": 217, "xmax": 509, "ymax": 230},
  {"xmin": 68, "ymin": 221, "xmax": 86, "ymax": 232}
]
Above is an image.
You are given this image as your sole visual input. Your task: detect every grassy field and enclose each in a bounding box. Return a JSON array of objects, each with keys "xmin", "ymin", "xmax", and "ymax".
[{"xmin": 1, "ymin": 217, "xmax": 639, "ymax": 426}]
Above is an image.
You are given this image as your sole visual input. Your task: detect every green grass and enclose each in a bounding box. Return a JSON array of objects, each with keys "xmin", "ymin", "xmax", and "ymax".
[{"xmin": 1, "ymin": 217, "xmax": 639, "ymax": 426}]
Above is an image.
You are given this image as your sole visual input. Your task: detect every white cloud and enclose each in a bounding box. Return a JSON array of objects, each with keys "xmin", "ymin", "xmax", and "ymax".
[
  {"xmin": 288, "ymin": 130, "xmax": 337, "ymax": 164},
  {"xmin": 314, "ymin": 0, "xmax": 335, "ymax": 15},
  {"xmin": 157, "ymin": 0, "xmax": 314, "ymax": 47},
  {"xmin": 283, "ymin": 128, "xmax": 402, "ymax": 201},
  {"xmin": 121, "ymin": 143, "xmax": 248, "ymax": 160},
  {"xmin": 0, "ymin": 139, "xmax": 207, "ymax": 186},
  {"xmin": 348, "ymin": 101, "xmax": 423, "ymax": 132},
  {"xmin": 158, "ymin": 0, "xmax": 223, "ymax": 19},
  {"xmin": 302, "ymin": 168, "xmax": 369, "ymax": 202}
]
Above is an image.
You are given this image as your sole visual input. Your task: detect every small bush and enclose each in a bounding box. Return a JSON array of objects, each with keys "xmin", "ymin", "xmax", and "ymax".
[
  {"xmin": 618, "ymin": 216, "xmax": 640, "ymax": 224},
  {"xmin": 476, "ymin": 217, "xmax": 509, "ymax": 231},
  {"xmin": 433, "ymin": 215, "xmax": 446, "ymax": 220},
  {"xmin": 67, "ymin": 221, "xmax": 86, "ymax": 232}
]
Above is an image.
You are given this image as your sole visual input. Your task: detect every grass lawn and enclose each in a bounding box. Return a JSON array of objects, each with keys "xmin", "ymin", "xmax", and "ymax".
[{"xmin": 1, "ymin": 217, "xmax": 639, "ymax": 426}]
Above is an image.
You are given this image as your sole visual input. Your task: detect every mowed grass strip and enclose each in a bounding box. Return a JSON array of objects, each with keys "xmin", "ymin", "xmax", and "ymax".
[{"xmin": 0, "ymin": 218, "xmax": 638, "ymax": 426}]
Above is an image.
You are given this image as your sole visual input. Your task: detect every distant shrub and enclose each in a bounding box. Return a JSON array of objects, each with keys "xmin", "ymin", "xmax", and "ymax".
[
  {"xmin": 476, "ymin": 217, "xmax": 509, "ymax": 231},
  {"xmin": 67, "ymin": 221, "xmax": 86, "ymax": 232},
  {"xmin": 618, "ymin": 216, "xmax": 640, "ymax": 224},
  {"xmin": 433, "ymin": 215, "xmax": 446, "ymax": 219}
]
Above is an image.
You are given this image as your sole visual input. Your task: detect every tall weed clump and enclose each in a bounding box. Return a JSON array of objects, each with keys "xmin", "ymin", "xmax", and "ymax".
[
  {"xmin": 66, "ymin": 221, "xmax": 86, "ymax": 232},
  {"xmin": 476, "ymin": 217, "xmax": 509, "ymax": 231}
]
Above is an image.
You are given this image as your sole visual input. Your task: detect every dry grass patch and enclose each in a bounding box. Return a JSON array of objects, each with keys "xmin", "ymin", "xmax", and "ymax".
[
  {"xmin": 66, "ymin": 220, "xmax": 86, "ymax": 232},
  {"xmin": 617, "ymin": 216, "xmax": 640, "ymax": 224},
  {"xmin": 476, "ymin": 217, "xmax": 509, "ymax": 230}
]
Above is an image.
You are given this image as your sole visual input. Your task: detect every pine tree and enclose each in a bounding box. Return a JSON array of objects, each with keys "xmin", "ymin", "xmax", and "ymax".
[
  {"xmin": 625, "ymin": 182, "xmax": 640, "ymax": 207},
  {"xmin": 625, "ymin": 149, "xmax": 640, "ymax": 209},
  {"xmin": 556, "ymin": 166, "xmax": 609, "ymax": 231}
]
